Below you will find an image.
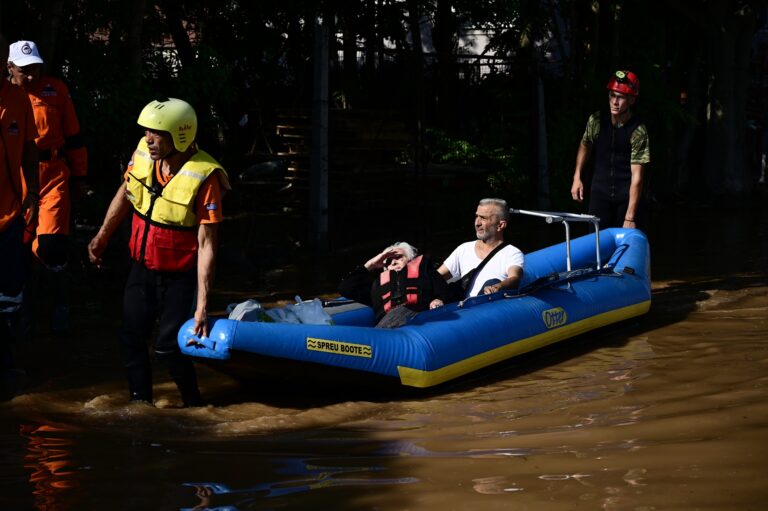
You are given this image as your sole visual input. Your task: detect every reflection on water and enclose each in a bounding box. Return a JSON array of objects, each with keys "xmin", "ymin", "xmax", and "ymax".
[
  {"xmin": 21, "ymin": 424, "xmax": 80, "ymax": 511},
  {"xmin": 0, "ymin": 202, "xmax": 767, "ymax": 510},
  {"xmin": 181, "ymin": 457, "xmax": 418, "ymax": 510}
]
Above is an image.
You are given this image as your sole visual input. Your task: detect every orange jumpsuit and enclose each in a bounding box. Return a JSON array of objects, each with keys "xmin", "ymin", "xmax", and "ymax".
[
  {"xmin": 0, "ymin": 80, "xmax": 38, "ymax": 232},
  {"xmin": 0, "ymin": 80, "xmax": 38, "ymax": 311},
  {"xmin": 25, "ymin": 76, "xmax": 88, "ymax": 268}
]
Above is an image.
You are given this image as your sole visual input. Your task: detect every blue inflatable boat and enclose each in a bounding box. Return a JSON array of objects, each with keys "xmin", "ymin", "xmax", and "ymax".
[{"xmin": 179, "ymin": 211, "xmax": 651, "ymax": 388}]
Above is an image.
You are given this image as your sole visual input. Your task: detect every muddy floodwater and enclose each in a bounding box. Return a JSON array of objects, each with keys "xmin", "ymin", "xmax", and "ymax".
[{"xmin": 1, "ymin": 200, "xmax": 767, "ymax": 511}]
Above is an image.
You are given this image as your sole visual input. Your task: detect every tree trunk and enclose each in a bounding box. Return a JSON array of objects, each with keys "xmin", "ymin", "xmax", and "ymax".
[
  {"xmin": 157, "ymin": 0, "xmax": 195, "ymax": 70},
  {"xmin": 433, "ymin": 0, "xmax": 457, "ymax": 130},
  {"xmin": 536, "ymin": 64, "xmax": 551, "ymax": 209},
  {"xmin": 311, "ymin": 17, "xmax": 330, "ymax": 252},
  {"xmin": 703, "ymin": 2, "xmax": 756, "ymax": 196},
  {"xmin": 407, "ymin": 0, "xmax": 426, "ymax": 176},
  {"xmin": 674, "ymin": 38, "xmax": 706, "ymax": 196},
  {"xmin": 609, "ymin": 0, "xmax": 623, "ymax": 70},
  {"xmin": 362, "ymin": 0, "xmax": 379, "ymax": 87},
  {"xmin": 127, "ymin": 0, "xmax": 147, "ymax": 88},
  {"xmin": 342, "ymin": 6, "xmax": 360, "ymax": 108},
  {"xmin": 38, "ymin": 0, "xmax": 65, "ymax": 71},
  {"xmin": 586, "ymin": 0, "xmax": 601, "ymax": 89}
]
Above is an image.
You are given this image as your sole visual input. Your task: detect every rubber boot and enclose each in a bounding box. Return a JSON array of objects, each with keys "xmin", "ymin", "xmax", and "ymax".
[
  {"xmin": 125, "ymin": 364, "xmax": 153, "ymax": 404},
  {"xmin": 0, "ymin": 315, "xmax": 23, "ymax": 401},
  {"xmin": 49, "ymin": 266, "xmax": 70, "ymax": 334},
  {"xmin": 1, "ymin": 317, "xmax": 15, "ymax": 401},
  {"xmin": 161, "ymin": 352, "xmax": 205, "ymax": 407},
  {"xmin": 15, "ymin": 260, "xmax": 41, "ymax": 342}
]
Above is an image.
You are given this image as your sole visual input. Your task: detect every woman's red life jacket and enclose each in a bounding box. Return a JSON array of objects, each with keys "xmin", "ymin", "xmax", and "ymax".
[{"xmin": 377, "ymin": 255, "xmax": 424, "ymax": 313}]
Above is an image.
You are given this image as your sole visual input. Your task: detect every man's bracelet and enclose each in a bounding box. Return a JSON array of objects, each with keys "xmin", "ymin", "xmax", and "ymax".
[{"xmin": 625, "ymin": 218, "xmax": 635, "ymax": 222}]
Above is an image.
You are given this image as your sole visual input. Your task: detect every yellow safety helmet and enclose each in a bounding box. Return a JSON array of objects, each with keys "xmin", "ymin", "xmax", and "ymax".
[{"xmin": 137, "ymin": 98, "xmax": 197, "ymax": 152}]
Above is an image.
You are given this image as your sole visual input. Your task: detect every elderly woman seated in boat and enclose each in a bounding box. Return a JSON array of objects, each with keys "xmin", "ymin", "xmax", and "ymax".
[{"xmin": 338, "ymin": 242, "xmax": 449, "ymax": 328}]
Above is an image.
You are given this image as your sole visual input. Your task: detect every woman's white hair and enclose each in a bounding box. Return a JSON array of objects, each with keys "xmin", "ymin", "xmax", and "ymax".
[{"xmin": 384, "ymin": 241, "xmax": 418, "ymax": 261}]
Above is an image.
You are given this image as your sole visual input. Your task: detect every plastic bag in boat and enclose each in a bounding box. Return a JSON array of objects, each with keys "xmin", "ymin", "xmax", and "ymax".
[
  {"xmin": 264, "ymin": 307, "xmax": 301, "ymax": 323},
  {"xmin": 284, "ymin": 296, "xmax": 335, "ymax": 325},
  {"xmin": 226, "ymin": 299, "xmax": 273, "ymax": 322}
]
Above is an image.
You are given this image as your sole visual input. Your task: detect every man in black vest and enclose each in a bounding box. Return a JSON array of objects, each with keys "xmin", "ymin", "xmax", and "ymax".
[{"xmin": 570, "ymin": 70, "xmax": 651, "ymax": 231}]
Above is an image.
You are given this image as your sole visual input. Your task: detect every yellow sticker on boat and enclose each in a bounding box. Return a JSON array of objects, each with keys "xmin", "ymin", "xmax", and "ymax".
[
  {"xmin": 307, "ymin": 338, "xmax": 372, "ymax": 358},
  {"xmin": 542, "ymin": 307, "xmax": 567, "ymax": 329}
]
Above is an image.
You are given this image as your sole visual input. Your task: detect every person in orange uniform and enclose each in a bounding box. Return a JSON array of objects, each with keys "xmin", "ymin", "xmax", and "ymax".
[
  {"xmin": 7, "ymin": 40, "xmax": 88, "ymax": 333},
  {"xmin": 0, "ymin": 33, "xmax": 39, "ymax": 400},
  {"xmin": 88, "ymin": 98, "xmax": 229, "ymax": 407}
]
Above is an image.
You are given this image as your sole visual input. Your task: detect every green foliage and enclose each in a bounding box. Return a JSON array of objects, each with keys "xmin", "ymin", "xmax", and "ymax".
[
  {"xmin": 425, "ymin": 129, "xmax": 481, "ymax": 164},
  {"xmin": 425, "ymin": 128, "xmax": 531, "ymax": 205},
  {"xmin": 485, "ymin": 147, "xmax": 529, "ymax": 192}
]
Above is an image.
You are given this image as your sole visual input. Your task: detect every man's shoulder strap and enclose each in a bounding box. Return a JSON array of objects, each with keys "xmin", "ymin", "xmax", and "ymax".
[
  {"xmin": 460, "ymin": 242, "xmax": 509, "ymax": 298},
  {"xmin": 472, "ymin": 241, "xmax": 509, "ymax": 279},
  {"xmin": 478, "ymin": 241, "xmax": 509, "ymax": 271}
]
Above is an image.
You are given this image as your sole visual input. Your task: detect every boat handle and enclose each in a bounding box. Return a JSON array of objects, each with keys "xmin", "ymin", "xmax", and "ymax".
[{"xmin": 510, "ymin": 209, "xmax": 602, "ymax": 271}]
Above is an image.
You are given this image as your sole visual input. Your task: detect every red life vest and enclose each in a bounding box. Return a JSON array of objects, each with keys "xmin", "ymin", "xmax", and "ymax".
[
  {"xmin": 378, "ymin": 255, "xmax": 423, "ymax": 313},
  {"xmin": 129, "ymin": 212, "xmax": 199, "ymax": 272}
]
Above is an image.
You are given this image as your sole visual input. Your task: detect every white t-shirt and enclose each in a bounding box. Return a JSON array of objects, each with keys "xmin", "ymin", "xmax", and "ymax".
[{"xmin": 443, "ymin": 241, "xmax": 525, "ymax": 297}]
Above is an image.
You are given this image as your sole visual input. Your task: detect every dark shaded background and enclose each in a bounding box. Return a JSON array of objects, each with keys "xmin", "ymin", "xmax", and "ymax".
[{"xmin": 1, "ymin": 1, "xmax": 767, "ymax": 266}]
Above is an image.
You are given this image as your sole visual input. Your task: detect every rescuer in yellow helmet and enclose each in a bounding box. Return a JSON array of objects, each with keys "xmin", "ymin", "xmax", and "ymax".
[{"xmin": 88, "ymin": 97, "xmax": 231, "ymax": 407}]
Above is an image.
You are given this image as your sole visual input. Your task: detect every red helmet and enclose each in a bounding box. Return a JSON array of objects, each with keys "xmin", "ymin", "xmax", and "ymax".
[{"xmin": 607, "ymin": 70, "xmax": 639, "ymax": 96}]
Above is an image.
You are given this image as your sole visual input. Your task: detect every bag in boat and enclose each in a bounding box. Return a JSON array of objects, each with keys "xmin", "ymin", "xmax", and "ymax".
[
  {"xmin": 264, "ymin": 306, "xmax": 301, "ymax": 323},
  {"xmin": 227, "ymin": 296, "xmax": 334, "ymax": 325},
  {"xmin": 226, "ymin": 299, "xmax": 273, "ymax": 322},
  {"xmin": 284, "ymin": 296, "xmax": 335, "ymax": 325}
]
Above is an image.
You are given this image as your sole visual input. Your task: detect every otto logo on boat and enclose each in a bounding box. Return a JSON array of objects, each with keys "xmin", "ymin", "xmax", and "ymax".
[
  {"xmin": 307, "ymin": 338, "xmax": 372, "ymax": 358},
  {"xmin": 542, "ymin": 307, "xmax": 568, "ymax": 329}
]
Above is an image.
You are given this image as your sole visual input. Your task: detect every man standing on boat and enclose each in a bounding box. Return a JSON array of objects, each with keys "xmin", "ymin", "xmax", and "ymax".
[
  {"xmin": 570, "ymin": 70, "xmax": 650, "ymax": 231},
  {"xmin": 87, "ymin": 98, "xmax": 230, "ymax": 407},
  {"xmin": 431, "ymin": 198, "xmax": 524, "ymax": 307}
]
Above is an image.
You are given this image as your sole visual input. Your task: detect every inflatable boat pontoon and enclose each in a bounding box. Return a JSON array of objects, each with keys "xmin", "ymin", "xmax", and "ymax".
[{"xmin": 179, "ymin": 210, "xmax": 651, "ymax": 388}]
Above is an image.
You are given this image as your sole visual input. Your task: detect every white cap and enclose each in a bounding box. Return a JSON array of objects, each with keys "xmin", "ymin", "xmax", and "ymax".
[{"xmin": 8, "ymin": 40, "xmax": 44, "ymax": 66}]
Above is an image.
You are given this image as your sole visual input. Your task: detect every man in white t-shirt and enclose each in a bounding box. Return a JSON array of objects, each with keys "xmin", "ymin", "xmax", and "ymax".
[{"xmin": 430, "ymin": 198, "xmax": 524, "ymax": 307}]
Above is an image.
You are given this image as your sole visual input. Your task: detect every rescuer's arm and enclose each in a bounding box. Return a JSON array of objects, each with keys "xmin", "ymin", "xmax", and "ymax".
[
  {"xmin": 571, "ymin": 142, "xmax": 592, "ymax": 203},
  {"xmin": 193, "ymin": 222, "xmax": 219, "ymax": 338},
  {"xmin": 88, "ymin": 181, "xmax": 131, "ymax": 267},
  {"xmin": 623, "ymin": 163, "xmax": 645, "ymax": 228}
]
